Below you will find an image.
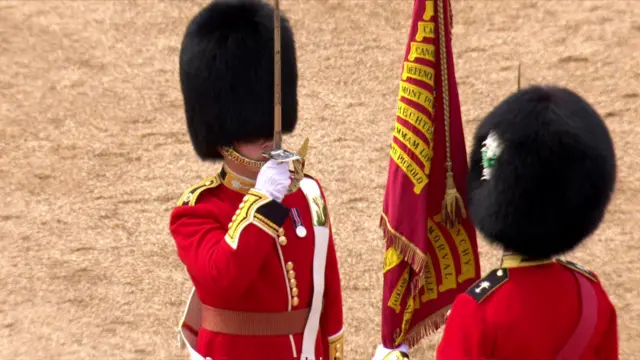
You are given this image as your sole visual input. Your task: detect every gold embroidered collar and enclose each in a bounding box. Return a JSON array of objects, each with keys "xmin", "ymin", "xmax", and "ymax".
[
  {"xmin": 500, "ymin": 253, "xmax": 554, "ymax": 268},
  {"xmin": 220, "ymin": 165, "xmax": 256, "ymax": 194}
]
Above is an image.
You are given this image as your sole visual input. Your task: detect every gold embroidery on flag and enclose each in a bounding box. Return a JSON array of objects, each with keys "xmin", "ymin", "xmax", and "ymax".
[
  {"xmin": 393, "ymin": 122, "xmax": 434, "ymax": 171},
  {"xmin": 449, "ymin": 224, "xmax": 476, "ymax": 282},
  {"xmin": 384, "ymin": 247, "xmax": 404, "ymax": 273},
  {"xmin": 408, "ymin": 42, "xmax": 436, "ymax": 62},
  {"xmin": 415, "ymin": 21, "xmax": 435, "ymax": 41},
  {"xmin": 397, "ymin": 101, "xmax": 434, "ymax": 146},
  {"xmin": 434, "ymin": 214, "xmax": 477, "ymax": 283},
  {"xmin": 398, "ymin": 80, "xmax": 435, "ymax": 114},
  {"xmin": 427, "ymin": 218, "xmax": 457, "ymax": 292},
  {"xmin": 394, "ymin": 295, "xmax": 416, "ymax": 346},
  {"xmin": 388, "ymin": 267, "xmax": 411, "ymax": 313},
  {"xmin": 402, "ymin": 62, "xmax": 435, "ymax": 87},
  {"xmin": 420, "ymin": 254, "xmax": 438, "ymax": 302},
  {"xmin": 390, "ymin": 142, "xmax": 428, "ymax": 194},
  {"xmin": 423, "ymin": 0, "xmax": 434, "ymax": 20}
]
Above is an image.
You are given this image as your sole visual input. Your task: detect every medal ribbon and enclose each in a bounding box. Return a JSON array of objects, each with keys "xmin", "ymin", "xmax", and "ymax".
[{"xmin": 290, "ymin": 208, "xmax": 306, "ymax": 237}]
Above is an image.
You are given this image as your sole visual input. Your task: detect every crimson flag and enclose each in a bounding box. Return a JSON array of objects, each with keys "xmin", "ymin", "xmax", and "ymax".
[{"xmin": 379, "ymin": 0, "xmax": 482, "ymax": 348}]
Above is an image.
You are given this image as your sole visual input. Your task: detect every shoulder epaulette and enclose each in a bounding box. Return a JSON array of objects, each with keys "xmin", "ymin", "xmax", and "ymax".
[
  {"xmin": 466, "ymin": 268, "xmax": 509, "ymax": 303},
  {"xmin": 176, "ymin": 175, "xmax": 221, "ymax": 206},
  {"xmin": 555, "ymin": 259, "xmax": 598, "ymax": 282}
]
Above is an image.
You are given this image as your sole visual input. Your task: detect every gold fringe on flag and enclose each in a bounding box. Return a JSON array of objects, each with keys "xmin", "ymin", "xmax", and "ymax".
[
  {"xmin": 404, "ymin": 304, "xmax": 451, "ymax": 348},
  {"xmin": 380, "ymin": 213, "xmax": 428, "ymax": 278}
]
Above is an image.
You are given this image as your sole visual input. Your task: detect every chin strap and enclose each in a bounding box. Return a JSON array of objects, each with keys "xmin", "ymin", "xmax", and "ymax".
[
  {"xmin": 221, "ymin": 146, "xmax": 266, "ymax": 169},
  {"xmin": 222, "ymin": 139, "xmax": 309, "ymax": 194}
]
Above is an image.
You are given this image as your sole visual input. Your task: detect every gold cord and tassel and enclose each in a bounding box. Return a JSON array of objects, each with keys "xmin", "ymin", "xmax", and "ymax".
[{"xmin": 437, "ymin": 0, "xmax": 466, "ymax": 229}]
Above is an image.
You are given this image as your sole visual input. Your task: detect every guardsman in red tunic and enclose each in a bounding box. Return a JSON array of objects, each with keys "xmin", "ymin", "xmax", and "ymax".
[
  {"xmin": 169, "ymin": 1, "xmax": 344, "ymax": 359},
  {"xmin": 436, "ymin": 85, "xmax": 619, "ymax": 360}
]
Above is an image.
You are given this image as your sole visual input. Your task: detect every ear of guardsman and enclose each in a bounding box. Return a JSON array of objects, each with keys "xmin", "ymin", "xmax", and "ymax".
[
  {"xmin": 466, "ymin": 85, "xmax": 616, "ymax": 260},
  {"xmin": 178, "ymin": 0, "xmax": 299, "ymax": 161}
]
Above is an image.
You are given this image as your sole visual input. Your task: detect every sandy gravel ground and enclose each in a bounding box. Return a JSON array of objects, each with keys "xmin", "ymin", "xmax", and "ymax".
[{"xmin": 1, "ymin": 0, "xmax": 639, "ymax": 359}]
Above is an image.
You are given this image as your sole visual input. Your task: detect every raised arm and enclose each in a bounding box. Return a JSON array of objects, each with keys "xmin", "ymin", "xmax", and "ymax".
[{"xmin": 170, "ymin": 160, "xmax": 292, "ymax": 299}]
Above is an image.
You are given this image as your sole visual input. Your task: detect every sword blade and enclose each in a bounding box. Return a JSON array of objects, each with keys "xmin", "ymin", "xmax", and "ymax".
[{"xmin": 273, "ymin": 0, "xmax": 282, "ymax": 150}]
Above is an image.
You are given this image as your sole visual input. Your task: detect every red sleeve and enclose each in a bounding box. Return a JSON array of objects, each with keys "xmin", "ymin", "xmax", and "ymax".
[
  {"xmin": 315, "ymin": 180, "xmax": 344, "ymax": 359},
  {"xmin": 595, "ymin": 296, "xmax": 619, "ymax": 359},
  {"xmin": 170, "ymin": 188, "xmax": 289, "ymax": 299},
  {"xmin": 436, "ymin": 294, "xmax": 487, "ymax": 360}
]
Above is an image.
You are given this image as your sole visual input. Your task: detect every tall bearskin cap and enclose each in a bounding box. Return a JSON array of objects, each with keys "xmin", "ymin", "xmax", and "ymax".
[
  {"xmin": 467, "ymin": 85, "xmax": 616, "ymax": 259},
  {"xmin": 179, "ymin": 0, "xmax": 298, "ymax": 160}
]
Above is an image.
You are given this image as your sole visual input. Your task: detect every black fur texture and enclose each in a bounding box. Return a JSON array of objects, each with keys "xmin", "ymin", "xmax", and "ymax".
[
  {"xmin": 179, "ymin": 0, "xmax": 298, "ymax": 160},
  {"xmin": 467, "ymin": 85, "xmax": 616, "ymax": 259}
]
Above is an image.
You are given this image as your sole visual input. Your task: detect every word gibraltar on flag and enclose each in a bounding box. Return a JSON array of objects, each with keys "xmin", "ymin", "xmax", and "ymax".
[{"xmin": 378, "ymin": 0, "xmax": 481, "ymax": 350}]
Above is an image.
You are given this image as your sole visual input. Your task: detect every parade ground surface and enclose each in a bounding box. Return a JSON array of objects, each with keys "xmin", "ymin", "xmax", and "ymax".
[{"xmin": 2, "ymin": 0, "xmax": 639, "ymax": 359}]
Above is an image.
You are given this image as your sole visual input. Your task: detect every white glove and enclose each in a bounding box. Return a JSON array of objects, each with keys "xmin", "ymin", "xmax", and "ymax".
[
  {"xmin": 254, "ymin": 159, "xmax": 291, "ymax": 202},
  {"xmin": 372, "ymin": 343, "xmax": 409, "ymax": 360}
]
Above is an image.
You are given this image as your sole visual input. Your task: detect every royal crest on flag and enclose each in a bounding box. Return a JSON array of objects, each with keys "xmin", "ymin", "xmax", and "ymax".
[{"xmin": 379, "ymin": 0, "xmax": 482, "ymax": 348}]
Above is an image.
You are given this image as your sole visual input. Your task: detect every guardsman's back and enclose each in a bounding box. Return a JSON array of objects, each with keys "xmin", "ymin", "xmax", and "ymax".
[
  {"xmin": 439, "ymin": 255, "xmax": 617, "ymax": 359},
  {"xmin": 436, "ymin": 85, "xmax": 619, "ymax": 359}
]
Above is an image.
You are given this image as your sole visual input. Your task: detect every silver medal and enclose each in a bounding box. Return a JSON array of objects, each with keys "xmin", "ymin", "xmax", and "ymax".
[{"xmin": 296, "ymin": 226, "xmax": 307, "ymax": 238}]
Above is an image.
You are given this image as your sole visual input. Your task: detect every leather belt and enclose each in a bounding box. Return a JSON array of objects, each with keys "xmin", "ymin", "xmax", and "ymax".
[{"xmin": 201, "ymin": 305, "xmax": 310, "ymax": 336}]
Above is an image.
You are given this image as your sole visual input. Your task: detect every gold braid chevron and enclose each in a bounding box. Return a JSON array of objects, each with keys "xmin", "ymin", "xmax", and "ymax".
[
  {"xmin": 437, "ymin": 0, "xmax": 466, "ymax": 229},
  {"xmin": 225, "ymin": 189, "xmax": 276, "ymax": 249}
]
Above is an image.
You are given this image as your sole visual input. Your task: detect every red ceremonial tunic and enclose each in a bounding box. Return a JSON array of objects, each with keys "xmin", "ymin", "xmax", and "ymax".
[
  {"xmin": 436, "ymin": 254, "xmax": 618, "ymax": 360},
  {"xmin": 170, "ymin": 166, "xmax": 345, "ymax": 360}
]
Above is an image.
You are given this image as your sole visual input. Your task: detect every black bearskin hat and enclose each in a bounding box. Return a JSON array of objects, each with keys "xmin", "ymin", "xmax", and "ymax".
[
  {"xmin": 179, "ymin": 0, "xmax": 298, "ymax": 160},
  {"xmin": 467, "ymin": 85, "xmax": 616, "ymax": 259}
]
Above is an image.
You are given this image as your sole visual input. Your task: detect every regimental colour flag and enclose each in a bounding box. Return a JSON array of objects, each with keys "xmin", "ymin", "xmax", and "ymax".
[{"xmin": 379, "ymin": 0, "xmax": 482, "ymax": 348}]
